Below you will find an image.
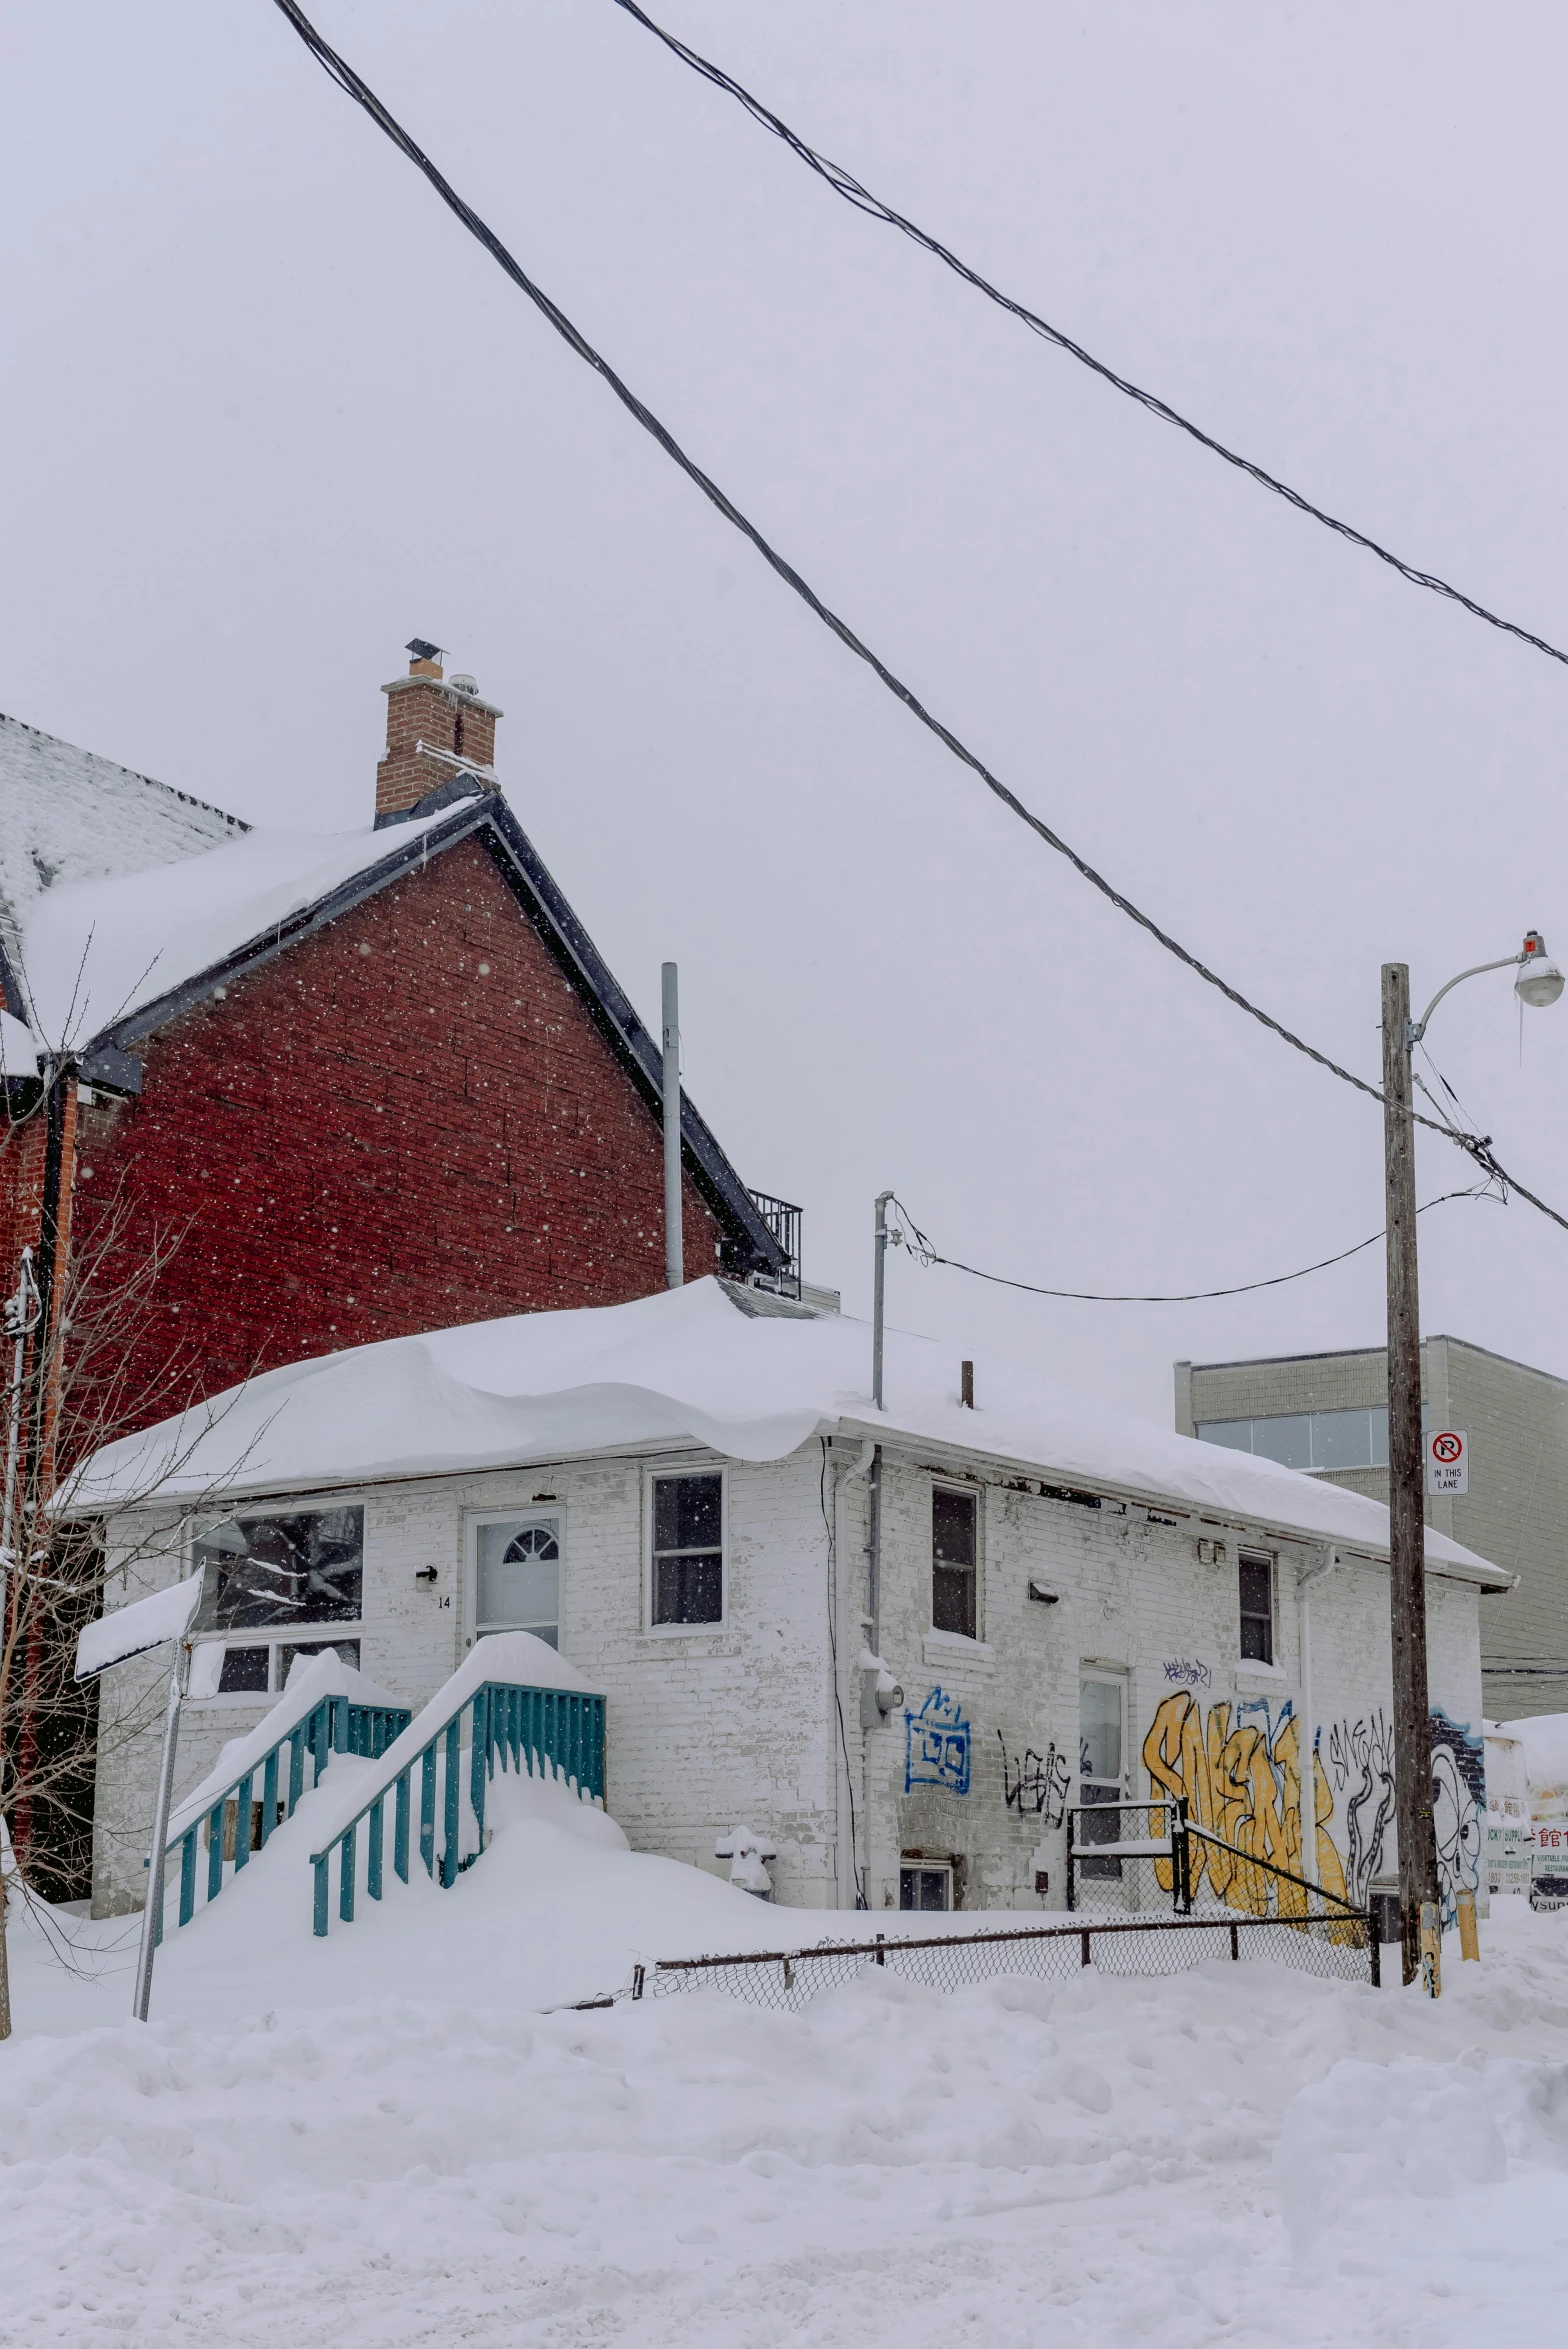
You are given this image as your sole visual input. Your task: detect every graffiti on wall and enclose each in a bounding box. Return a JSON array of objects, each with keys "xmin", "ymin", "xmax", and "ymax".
[
  {"xmin": 1429, "ymin": 1709, "xmax": 1484, "ymax": 1925},
  {"xmin": 1142, "ymin": 1690, "xmax": 1349, "ymax": 1911},
  {"xmin": 996, "ymin": 1730, "xmax": 1070, "ymax": 1825},
  {"xmin": 1161, "ymin": 1658, "xmax": 1214, "ymax": 1690},
  {"xmin": 1325, "ymin": 1711, "xmax": 1395, "ymax": 1909},
  {"xmin": 905, "ymin": 1687, "xmax": 971, "ymax": 1796},
  {"xmin": 1147, "ymin": 1693, "xmax": 1487, "ymax": 1924}
]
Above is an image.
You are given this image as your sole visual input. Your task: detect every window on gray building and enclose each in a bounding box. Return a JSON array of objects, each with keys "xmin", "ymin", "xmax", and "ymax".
[
  {"xmin": 652, "ymin": 1473, "xmax": 724, "ymax": 1625},
  {"xmin": 1197, "ymin": 1406, "xmax": 1401, "ymax": 1473},
  {"xmin": 932, "ymin": 1488, "xmax": 978, "ymax": 1639},
  {"xmin": 900, "ymin": 1864, "xmax": 952, "ymax": 1911},
  {"xmin": 1239, "ymin": 1551, "xmax": 1275, "ymax": 1664}
]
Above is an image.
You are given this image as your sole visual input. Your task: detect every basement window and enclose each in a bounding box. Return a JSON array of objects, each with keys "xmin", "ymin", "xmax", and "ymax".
[
  {"xmin": 1239, "ymin": 1551, "xmax": 1275, "ymax": 1665},
  {"xmin": 900, "ymin": 1864, "xmax": 952, "ymax": 1912},
  {"xmin": 650, "ymin": 1473, "xmax": 724, "ymax": 1627},
  {"xmin": 932, "ymin": 1487, "xmax": 978, "ymax": 1640}
]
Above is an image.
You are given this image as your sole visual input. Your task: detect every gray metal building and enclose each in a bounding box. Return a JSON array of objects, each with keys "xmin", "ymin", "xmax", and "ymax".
[{"xmin": 1175, "ymin": 1337, "xmax": 1568, "ymax": 1719}]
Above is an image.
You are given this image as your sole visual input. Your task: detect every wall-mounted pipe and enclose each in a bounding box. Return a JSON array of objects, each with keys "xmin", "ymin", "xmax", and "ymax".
[{"xmin": 661, "ymin": 963, "xmax": 682, "ymax": 1290}]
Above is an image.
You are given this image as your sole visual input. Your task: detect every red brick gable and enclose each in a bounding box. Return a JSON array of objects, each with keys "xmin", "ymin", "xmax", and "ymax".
[{"xmin": 68, "ymin": 835, "xmax": 725, "ymax": 1413}]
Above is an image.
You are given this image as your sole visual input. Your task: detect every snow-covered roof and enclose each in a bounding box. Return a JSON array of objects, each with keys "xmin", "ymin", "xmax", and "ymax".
[
  {"xmin": 0, "ymin": 712, "xmax": 246, "ymax": 1030},
  {"xmin": 19, "ymin": 804, "xmax": 453, "ymax": 1051},
  {"xmin": 64, "ymin": 1278, "xmax": 1506, "ymax": 1583}
]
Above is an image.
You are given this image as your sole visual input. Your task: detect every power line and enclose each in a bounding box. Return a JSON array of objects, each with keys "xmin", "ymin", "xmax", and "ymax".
[
  {"xmin": 267, "ymin": 1, "xmax": 1568, "ymax": 1246},
  {"xmin": 886, "ymin": 1187, "xmax": 1486, "ymax": 1305},
  {"xmin": 608, "ymin": 0, "xmax": 1568, "ymax": 678}
]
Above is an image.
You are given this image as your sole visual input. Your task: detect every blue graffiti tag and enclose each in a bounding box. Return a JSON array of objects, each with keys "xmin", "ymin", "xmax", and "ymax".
[{"xmin": 905, "ymin": 1687, "xmax": 972, "ymax": 1796}]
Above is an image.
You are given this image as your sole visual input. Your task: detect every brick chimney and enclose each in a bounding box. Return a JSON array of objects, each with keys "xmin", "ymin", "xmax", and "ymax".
[{"xmin": 375, "ymin": 641, "xmax": 504, "ymax": 826}]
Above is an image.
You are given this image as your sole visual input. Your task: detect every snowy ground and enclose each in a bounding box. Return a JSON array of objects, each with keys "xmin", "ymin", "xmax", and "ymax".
[{"xmin": 4, "ymin": 1785, "xmax": 1568, "ymax": 2346}]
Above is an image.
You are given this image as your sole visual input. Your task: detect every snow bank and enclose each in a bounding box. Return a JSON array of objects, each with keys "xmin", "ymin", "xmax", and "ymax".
[
  {"xmin": 5, "ymin": 1891, "xmax": 1568, "ymax": 2349},
  {"xmin": 66, "ymin": 1279, "xmax": 1502, "ymax": 1580}
]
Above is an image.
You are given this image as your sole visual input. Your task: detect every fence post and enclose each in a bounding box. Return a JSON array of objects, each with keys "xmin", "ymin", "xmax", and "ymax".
[
  {"xmin": 288, "ymin": 1727, "xmax": 304, "ymax": 1814},
  {"xmin": 1080, "ymin": 1928, "xmax": 1091, "ymax": 1968},
  {"xmin": 470, "ymin": 1687, "xmax": 489, "ymax": 1852},
  {"xmin": 1368, "ymin": 1910, "xmax": 1382, "ymax": 1989},
  {"xmin": 368, "ymin": 1796, "xmax": 383, "ymax": 1901},
  {"xmin": 442, "ymin": 1714, "xmax": 461, "ymax": 1887},
  {"xmin": 1175, "ymin": 1796, "xmax": 1191, "ymax": 1916},
  {"xmin": 313, "ymin": 1854, "xmax": 329, "ymax": 1937},
  {"xmin": 394, "ymin": 1769, "xmax": 411, "ymax": 1884},
  {"xmin": 1066, "ymin": 1810, "xmax": 1076, "ymax": 1911},
  {"xmin": 875, "ymin": 1934, "xmax": 885, "ymax": 1966},
  {"xmin": 207, "ymin": 1803, "xmax": 224, "ymax": 1903},
  {"xmin": 632, "ymin": 1963, "xmax": 645, "ymax": 2000},
  {"xmin": 419, "ymin": 1745, "xmax": 436, "ymax": 1876},
  {"xmin": 235, "ymin": 1772, "xmax": 254, "ymax": 1871},
  {"xmin": 1229, "ymin": 1922, "xmax": 1239, "ymax": 1962},
  {"xmin": 178, "ymin": 1830, "xmax": 197, "ymax": 1927},
  {"xmin": 340, "ymin": 1823, "xmax": 356, "ymax": 1923},
  {"xmin": 261, "ymin": 1748, "xmax": 279, "ymax": 1849}
]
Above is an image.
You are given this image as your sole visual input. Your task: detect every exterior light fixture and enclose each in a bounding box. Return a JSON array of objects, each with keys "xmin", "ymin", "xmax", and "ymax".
[{"xmin": 1515, "ymin": 931, "xmax": 1565, "ymax": 1011}]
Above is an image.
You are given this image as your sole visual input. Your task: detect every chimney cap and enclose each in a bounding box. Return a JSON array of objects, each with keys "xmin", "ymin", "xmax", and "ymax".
[{"xmin": 406, "ymin": 638, "xmax": 443, "ymax": 663}]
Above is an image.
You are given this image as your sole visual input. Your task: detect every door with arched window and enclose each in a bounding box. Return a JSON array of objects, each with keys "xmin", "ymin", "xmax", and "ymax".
[{"xmin": 468, "ymin": 1512, "xmax": 562, "ymax": 1650}]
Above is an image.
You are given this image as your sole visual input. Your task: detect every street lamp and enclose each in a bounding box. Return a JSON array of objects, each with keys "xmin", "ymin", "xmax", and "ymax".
[{"xmin": 1382, "ymin": 931, "xmax": 1562, "ymax": 1997}]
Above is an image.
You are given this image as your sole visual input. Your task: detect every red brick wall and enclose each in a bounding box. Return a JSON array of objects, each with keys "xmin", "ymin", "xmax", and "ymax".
[{"xmin": 64, "ymin": 836, "xmax": 725, "ymax": 1418}]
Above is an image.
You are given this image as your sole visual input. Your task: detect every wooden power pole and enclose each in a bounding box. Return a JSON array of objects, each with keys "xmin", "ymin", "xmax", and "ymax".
[{"xmin": 1381, "ymin": 962, "xmax": 1442, "ymax": 1993}]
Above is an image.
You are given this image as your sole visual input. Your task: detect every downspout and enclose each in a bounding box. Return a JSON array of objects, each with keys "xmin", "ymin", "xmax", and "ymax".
[
  {"xmin": 834, "ymin": 1438, "xmax": 875, "ymax": 1909},
  {"xmin": 1297, "ymin": 1544, "xmax": 1339, "ymax": 1889}
]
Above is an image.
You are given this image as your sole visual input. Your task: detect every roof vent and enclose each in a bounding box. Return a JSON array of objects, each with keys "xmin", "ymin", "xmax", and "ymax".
[{"xmin": 449, "ymin": 673, "xmax": 479, "ymax": 697}]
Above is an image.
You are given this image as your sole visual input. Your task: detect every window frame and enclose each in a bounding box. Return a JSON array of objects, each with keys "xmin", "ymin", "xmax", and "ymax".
[
  {"xmin": 1238, "ymin": 1548, "xmax": 1276, "ymax": 1666},
  {"xmin": 899, "ymin": 1862, "xmax": 953, "ymax": 1913},
  {"xmin": 465, "ymin": 1505, "xmax": 567, "ymax": 1653},
  {"xmin": 930, "ymin": 1480, "xmax": 982, "ymax": 1643},
  {"xmin": 643, "ymin": 1464, "xmax": 728, "ymax": 1634},
  {"xmin": 186, "ymin": 1501, "xmax": 367, "ymax": 1708}
]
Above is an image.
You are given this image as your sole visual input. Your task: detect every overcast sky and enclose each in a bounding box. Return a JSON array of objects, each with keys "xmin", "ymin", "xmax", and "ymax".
[{"xmin": 5, "ymin": 1, "xmax": 1568, "ymax": 1428}]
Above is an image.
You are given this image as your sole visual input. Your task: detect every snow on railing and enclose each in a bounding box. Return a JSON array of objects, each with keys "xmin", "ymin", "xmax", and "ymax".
[
  {"xmin": 307, "ymin": 1646, "xmax": 605, "ymax": 1936},
  {"xmin": 154, "ymin": 1686, "xmax": 410, "ymax": 1942}
]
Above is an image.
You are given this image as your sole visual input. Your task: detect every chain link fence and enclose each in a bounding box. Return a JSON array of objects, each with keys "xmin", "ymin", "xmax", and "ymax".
[{"xmin": 605, "ymin": 1806, "xmax": 1376, "ymax": 2015}]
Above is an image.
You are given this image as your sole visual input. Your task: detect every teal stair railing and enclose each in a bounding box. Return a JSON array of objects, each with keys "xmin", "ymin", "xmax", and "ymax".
[
  {"xmin": 155, "ymin": 1693, "xmax": 410, "ymax": 1942},
  {"xmin": 308, "ymin": 1681, "xmax": 606, "ymax": 1936}
]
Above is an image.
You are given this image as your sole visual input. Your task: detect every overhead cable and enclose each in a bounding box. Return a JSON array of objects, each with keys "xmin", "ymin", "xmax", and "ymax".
[
  {"xmin": 886, "ymin": 1188, "xmax": 1487, "ymax": 1305},
  {"xmin": 266, "ymin": 1, "xmax": 1568, "ymax": 1244},
  {"xmin": 607, "ymin": 0, "xmax": 1568, "ymax": 677}
]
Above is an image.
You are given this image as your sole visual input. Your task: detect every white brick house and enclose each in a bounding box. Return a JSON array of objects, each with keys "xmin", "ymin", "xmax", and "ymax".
[{"xmin": 74, "ymin": 1279, "xmax": 1505, "ymax": 1928}]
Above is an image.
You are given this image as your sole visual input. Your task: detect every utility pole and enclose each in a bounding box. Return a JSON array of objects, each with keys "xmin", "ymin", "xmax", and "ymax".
[
  {"xmin": 661, "ymin": 963, "xmax": 682, "ymax": 1291},
  {"xmin": 1381, "ymin": 962, "xmax": 1441, "ymax": 1994},
  {"xmin": 871, "ymin": 1191, "xmax": 893, "ymax": 1411}
]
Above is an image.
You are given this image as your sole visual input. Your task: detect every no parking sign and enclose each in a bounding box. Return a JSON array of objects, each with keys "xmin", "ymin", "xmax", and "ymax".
[{"xmin": 1426, "ymin": 1429, "xmax": 1469, "ymax": 1496}]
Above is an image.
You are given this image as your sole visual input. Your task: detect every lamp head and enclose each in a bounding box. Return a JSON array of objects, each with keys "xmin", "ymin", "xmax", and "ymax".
[{"xmin": 1516, "ymin": 931, "xmax": 1565, "ymax": 1010}]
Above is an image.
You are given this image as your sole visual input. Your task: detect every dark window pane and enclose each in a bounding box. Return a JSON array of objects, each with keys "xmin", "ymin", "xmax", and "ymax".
[
  {"xmin": 1370, "ymin": 1408, "xmax": 1390, "ymax": 1468},
  {"xmin": 653, "ymin": 1553, "xmax": 722, "ymax": 1626},
  {"xmin": 899, "ymin": 1867, "xmax": 950, "ymax": 1911},
  {"xmin": 217, "ymin": 1645, "xmax": 269, "ymax": 1693},
  {"xmin": 654, "ymin": 1476, "xmax": 721, "ymax": 1554},
  {"xmin": 196, "ymin": 1508, "xmax": 363, "ymax": 1631},
  {"xmin": 932, "ymin": 1489, "xmax": 976, "ymax": 1567},
  {"xmin": 280, "ymin": 1640, "xmax": 361, "ymax": 1681},
  {"xmin": 932, "ymin": 1562, "xmax": 975, "ymax": 1639},
  {"xmin": 1239, "ymin": 1554, "xmax": 1273, "ymax": 1663}
]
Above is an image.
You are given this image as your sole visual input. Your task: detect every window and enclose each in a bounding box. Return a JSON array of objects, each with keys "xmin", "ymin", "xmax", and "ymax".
[
  {"xmin": 651, "ymin": 1474, "xmax": 724, "ymax": 1626},
  {"xmin": 1195, "ymin": 1405, "xmax": 1427, "ymax": 1474},
  {"xmin": 474, "ymin": 1515, "xmax": 561, "ymax": 1647},
  {"xmin": 1239, "ymin": 1551, "xmax": 1274, "ymax": 1663},
  {"xmin": 192, "ymin": 1508, "xmax": 364, "ymax": 1699},
  {"xmin": 1078, "ymin": 1672, "xmax": 1126, "ymax": 1878},
  {"xmin": 932, "ymin": 1488, "xmax": 978, "ymax": 1639},
  {"xmin": 900, "ymin": 1865, "xmax": 952, "ymax": 1911}
]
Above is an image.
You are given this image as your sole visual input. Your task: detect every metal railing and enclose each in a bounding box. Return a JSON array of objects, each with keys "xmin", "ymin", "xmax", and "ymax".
[
  {"xmin": 1064, "ymin": 1798, "xmax": 1376, "ymax": 1978},
  {"xmin": 745, "ymin": 1190, "xmax": 802, "ymax": 1299},
  {"xmin": 155, "ymin": 1693, "xmax": 410, "ymax": 1942},
  {"xmin": 308, "ymin": 1680, "xmax": 605, "ymax": 1936}
]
